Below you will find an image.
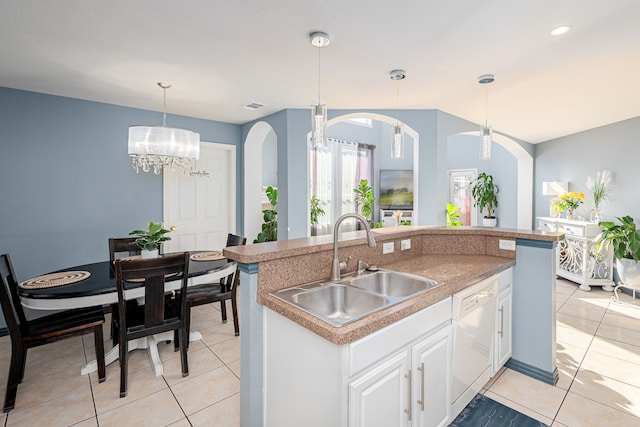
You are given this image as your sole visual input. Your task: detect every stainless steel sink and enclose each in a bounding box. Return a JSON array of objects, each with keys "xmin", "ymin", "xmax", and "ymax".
[
  {"xmin": 290, "ymin": 284, "xmax": 388, "ymax": 326},
  {"xmin": 270, "ymin": 269, "xmax": 442, "ymax": 327},
  {"xmin": 348, "ymin": 270, "xmax": 440, "ymax": 298}
]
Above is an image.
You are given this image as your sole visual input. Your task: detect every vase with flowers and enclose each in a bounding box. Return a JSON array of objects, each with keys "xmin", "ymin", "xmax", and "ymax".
[
  {"xmin": 586, "ymin": 170, "xmax": 613, "ymax": 223},
  {"xmin": 554, "ymin": 192, "xmax": 585, "ymax": 220}
]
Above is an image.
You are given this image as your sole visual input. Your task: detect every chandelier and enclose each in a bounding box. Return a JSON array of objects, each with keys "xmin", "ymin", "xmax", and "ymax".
[{"xmin": 128, "ymin": 83, "xmax": 200, "ymax": 174}]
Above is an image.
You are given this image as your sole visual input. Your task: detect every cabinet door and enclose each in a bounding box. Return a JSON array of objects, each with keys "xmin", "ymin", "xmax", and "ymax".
[
  {"xmin": 349, "ymin": 351, "xmax": 410, "ymax": 427},
  {"xmin": 494, "ymin": 288, "xmax": 513, "ymax": 374},
  {"xmin": 411, "ymin": 325, "xmax": 452, "ymax": 427}
]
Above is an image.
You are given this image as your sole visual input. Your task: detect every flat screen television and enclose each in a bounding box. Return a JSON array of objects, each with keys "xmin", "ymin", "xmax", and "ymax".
[{"xmin": 379, "ymin": 170, "xmax": 414, "ymax": 209}]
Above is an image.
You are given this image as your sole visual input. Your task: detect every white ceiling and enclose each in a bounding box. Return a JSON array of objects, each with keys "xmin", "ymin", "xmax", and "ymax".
[{"xmin": 1, "ymin": 0, "xmax": 639, "ymax": 143}]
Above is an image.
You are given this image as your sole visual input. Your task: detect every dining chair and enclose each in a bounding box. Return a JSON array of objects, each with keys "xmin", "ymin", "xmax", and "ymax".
[
  {"xmin": 183, "ymin": 233, "xmax": 246, "ymax": 341},
  {"xmin": 108, "ymin": 237, "xmax": 142, "ymax": 345},
  {"xmin": 113, "ymin": 252, "xmax": 190, "ymax": 398},
  {"xmin": 0, "ymin": 253, "xmax": 106, "ymax": 413}
]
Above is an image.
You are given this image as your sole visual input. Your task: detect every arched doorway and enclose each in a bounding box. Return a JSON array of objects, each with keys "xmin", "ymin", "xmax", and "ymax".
[{"xmin": 244, "ymin": 121, "xmax": 277, "ymax": 243}]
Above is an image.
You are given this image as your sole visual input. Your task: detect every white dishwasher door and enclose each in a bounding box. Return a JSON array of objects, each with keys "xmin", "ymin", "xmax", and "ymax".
[{"xmin": 451, "ymin": 277, "xmax": 498, "ymax": 406}]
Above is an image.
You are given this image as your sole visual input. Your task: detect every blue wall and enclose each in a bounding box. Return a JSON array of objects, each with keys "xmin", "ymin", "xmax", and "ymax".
[
  {"xmin": 535, "ymin": 116, "xmax": 640, "ymax": 222},
  {"xmin": 0, "ymin": 87, "xmax": 242, "ymax": 282}
]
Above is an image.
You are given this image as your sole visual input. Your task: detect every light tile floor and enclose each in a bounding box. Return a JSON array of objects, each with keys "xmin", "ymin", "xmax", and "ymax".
[
  {"xmin": 3, "ymin": 278, "xmax": 640, "ymax": 426},
  {"xmin": 484, "ymin": 278, "xmax": 640, "ymax": 426}
]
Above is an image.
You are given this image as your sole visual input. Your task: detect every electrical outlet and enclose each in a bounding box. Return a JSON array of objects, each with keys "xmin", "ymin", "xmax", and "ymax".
[
  {"xmin": 383, "ymin": 242, "xmax": 394, "ymax": 254},
  {"xmin": 401, "ymin": 239, "xmax": 411, "ymax": 250},
  {"xmin": 499, "ymin": 239, "xmax": 516, "ymax": 251}
]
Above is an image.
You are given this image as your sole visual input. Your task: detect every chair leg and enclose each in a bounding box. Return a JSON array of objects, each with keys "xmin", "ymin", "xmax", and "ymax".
[
  {"xmin": 231, "ymin": 294, "xmax": 240, "ymax": 336},
  {"xmin": 176, "ymin": 302, "xmax": 192, "ymax": 351},
  {"xmin": 3, "ymin": 347, "xmax": 24, "ymax": 413},
  {"xmin": 220, "ymin": 299, "xmax": 228, "ymax": 323},
  {"xmin": 119, "ymin": 333, "xmax": 128, "ymax": 398},
  {"xmin": 179, "ymin": 324, "xmax": 189, "ymax": 378},
  {"xmin": 94, "ymin": 325, "xmax": 106, "ymax": 383}
]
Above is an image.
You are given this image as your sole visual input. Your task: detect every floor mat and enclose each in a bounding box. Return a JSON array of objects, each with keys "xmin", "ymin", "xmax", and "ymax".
[{"xmin": 450, "ymin": 394, "xmax": 549, "ymax": 427}]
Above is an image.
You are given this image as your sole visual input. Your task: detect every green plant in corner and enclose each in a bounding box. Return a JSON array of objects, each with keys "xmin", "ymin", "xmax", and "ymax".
[
  {"xmin": 596, "ymin": 216, "xmax": 640, "ymax": 261},
  {"xmin": 354, "ymin": 179, "xmax": 375, "ymax": 220},
  {"xmin": 471, "ymin": 172, "xmax": 499, "ymax": 219},
  {"xmin": 310, "ymin": 195, "xmax": 325, "ymax": 236},
  {"xmin": 129, "ymin": 221, "xmax": 174, "ymax": 251},
  {"xmin": 446, "ymin": 203, "xmax": 463, "ymax": 227},
  {"xmin": 254, "ymin": 186, "xmax": 278, "ymax": 243}
]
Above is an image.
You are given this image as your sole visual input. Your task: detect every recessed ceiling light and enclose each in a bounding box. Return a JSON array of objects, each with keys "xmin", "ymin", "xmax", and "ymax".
[{"xmin": 550, "ymin": 25, "xmax": 572, "ymax": 36}]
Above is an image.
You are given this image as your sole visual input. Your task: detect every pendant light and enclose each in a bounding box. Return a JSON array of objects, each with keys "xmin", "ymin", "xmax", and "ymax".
[
  {"xmin": 478, "ymin": 74, "xmax": 495, "ymax": 160},
  {"xmin": 310, "ymin": 31, "xmax": 330, "ymax": 148},
  {"xmin": 128, "ymin": 83, "xmax": 200, "ymax": 174},
  {"xmin": 390, "ymin": 69, "xmax": 406, "ymax": 159}
]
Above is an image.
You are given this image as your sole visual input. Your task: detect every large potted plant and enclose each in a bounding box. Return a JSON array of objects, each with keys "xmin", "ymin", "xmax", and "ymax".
[
  {"xmin": 471, "ymin": 172, "xmax": 499, "ymax": 227},
  {"xmin": 129, "ymin": 221, "xmax": 174, "ymax": 258},
  {"xmin": 254, "ymin": 186, "xmax": 278, "ymax": 243},
  {"xmin": 354, "ymin": 179, "xmax": 375, "ymax": 221},
  {"xmin": 596, "ymin": 215, "xmax": 640, "ymax": 288}
]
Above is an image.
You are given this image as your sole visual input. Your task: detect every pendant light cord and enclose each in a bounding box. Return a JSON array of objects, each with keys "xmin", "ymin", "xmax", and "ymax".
[
  {"xmin": 162, "ymin": 87, "xmax": 168, "ymax": 127},
  {"xmin": 484, "ymin": 84, "xmax": 488, "ymax": 128},
  {"xmin": 317, "ymin": 45, "xmax": 321, "ymax": 105}
]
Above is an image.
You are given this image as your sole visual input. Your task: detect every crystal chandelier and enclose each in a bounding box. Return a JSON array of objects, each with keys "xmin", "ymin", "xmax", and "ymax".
[
  {"xmin": 128, "ymin": 83, "xmax": 200, "ymax": 174},
  {"xmin": 478, "ymin": 74, "xmax": 495, "ymax": 160},
  {"xmin": 310, "ymin": 32, "xmax": 330, "ymax": 148},
  {"xmin": 390, "ymin": 69, "xmax": 406, "ymax": 159}
]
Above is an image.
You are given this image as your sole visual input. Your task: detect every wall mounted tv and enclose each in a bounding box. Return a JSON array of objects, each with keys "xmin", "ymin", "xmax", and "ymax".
[{"xmin": 379, "ymin": 170, "xmax": 414, "ymax": 209}]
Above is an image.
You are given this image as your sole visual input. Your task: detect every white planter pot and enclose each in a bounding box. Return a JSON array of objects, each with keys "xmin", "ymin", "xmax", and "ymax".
[
  {"xmin": 141, "ymin": 249, "xmax": 159, "ymax": 259},
  {"xmin": 482, "ymin": 217, "xmax": 497, "ymax": 228},
  {"xmin": 617, "ymin": 258, "xmax": 640, "ymax": 288}
]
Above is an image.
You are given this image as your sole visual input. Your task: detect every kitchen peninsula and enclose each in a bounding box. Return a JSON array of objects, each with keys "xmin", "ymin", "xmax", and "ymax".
[{"xmin": 223, "ymin": 226, "xmax": 563, "ymax": 427}]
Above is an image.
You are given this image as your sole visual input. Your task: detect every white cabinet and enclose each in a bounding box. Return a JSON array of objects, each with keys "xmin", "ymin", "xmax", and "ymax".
[
  {"xmin": 537, "ymin": 217, "xmax": 614, "ymax": 291},
  {"xmin": 493, "ymin": 268, "xmax": 512, "ymax": 376},
  {"xmin": 349, "ymin": 324, "xmax": 452, "ymax": 427},
  {"xmin": 265, "ymin": 297, "xmax": 452, "ymax": 427}
]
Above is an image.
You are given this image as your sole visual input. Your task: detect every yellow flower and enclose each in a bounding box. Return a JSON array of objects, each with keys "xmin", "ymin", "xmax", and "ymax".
[{"xmin": 556, "ymin": 192, "xmax": 585, "ymax": 211}]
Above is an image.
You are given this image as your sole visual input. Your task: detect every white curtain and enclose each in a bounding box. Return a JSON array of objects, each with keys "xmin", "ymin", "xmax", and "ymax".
[{"xmin": 310, "ymin": 138, "xmax": 374, "ymax": 236}]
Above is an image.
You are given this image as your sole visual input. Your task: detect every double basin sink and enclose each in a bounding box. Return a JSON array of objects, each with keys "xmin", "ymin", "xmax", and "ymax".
[{"xmin": 270, "ymin": 269, "xmax": 441, "ymax": 327}]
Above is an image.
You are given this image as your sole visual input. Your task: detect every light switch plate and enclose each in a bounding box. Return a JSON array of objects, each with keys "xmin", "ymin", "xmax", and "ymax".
[
  {"xmin": 383, "ymin": 242, "xmax": 394, "ymax": 254},
  {"xmin": 499, "ymin": 239, "xmax": 516, "ymax": 251},
  {"xmin": 401, "ymin": 239, "xmax": 411, "ymax": 250}
]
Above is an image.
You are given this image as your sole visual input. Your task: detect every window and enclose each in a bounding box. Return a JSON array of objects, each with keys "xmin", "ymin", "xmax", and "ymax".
[
  {"xmin": 310, "ymin": 138, "xmax": 374, "ymax": 235},
  {"xmin": 346, "ymin": 117, "xmax": 373, "ymax": 127}
]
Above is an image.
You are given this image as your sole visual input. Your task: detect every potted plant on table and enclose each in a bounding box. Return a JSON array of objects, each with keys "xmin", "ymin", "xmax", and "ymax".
[
  {"xmin": 596, "ymin": 215, "xmax": 640, "ymax": 289},
  {"xmin": 471, "ymin": 172, "xmax": 499, "ymax": 227},
  {"xmin": 129, "ymin": 221, "xmax": 174, "ymax": 258}
]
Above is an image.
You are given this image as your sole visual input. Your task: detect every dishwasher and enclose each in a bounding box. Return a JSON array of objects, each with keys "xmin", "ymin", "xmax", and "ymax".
[{"xmin": 450, "ymin": 276, "xmax": 498, "ymax": 418}]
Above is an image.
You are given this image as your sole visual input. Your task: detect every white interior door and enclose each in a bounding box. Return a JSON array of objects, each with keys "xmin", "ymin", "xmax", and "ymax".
[
  {"xmin": 163, "ymin": 142, "xmax": 236, "ymax": 253},
  {"xmin": 448, "ymin": 169, "xmax": 477, "ymax": 226}
]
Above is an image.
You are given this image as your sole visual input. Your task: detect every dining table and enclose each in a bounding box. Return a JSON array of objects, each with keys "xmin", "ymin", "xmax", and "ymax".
[{"xmin": 18, "ymin": 251, "xmax": 236, "ymax": 377}]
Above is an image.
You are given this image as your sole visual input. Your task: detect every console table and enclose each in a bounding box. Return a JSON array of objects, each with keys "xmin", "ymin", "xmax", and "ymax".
[{"xmin": 537, "ymin": 217, "xmax": 614, "ymax": 291}]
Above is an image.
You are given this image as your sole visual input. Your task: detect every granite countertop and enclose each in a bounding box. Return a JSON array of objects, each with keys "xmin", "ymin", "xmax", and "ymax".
[{"xmin": 258, "ymin": 253, "xmax": 515, "ymax": 345}]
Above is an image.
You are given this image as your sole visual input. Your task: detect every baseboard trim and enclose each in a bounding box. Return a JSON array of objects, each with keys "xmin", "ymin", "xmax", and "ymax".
[{"xmin": 505, "ymin": 358, "xmax": 558, "ymax": 385}]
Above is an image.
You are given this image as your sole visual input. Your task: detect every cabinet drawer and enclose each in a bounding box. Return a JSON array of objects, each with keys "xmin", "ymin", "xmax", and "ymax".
[
  {"xmin": 348, "ymin": 297, "xmax": 451, "ymax": 378},
  {"xmin": 537, "ymin": 219, "xmax": 557, "ymax": 232},
  {"xmin": 556, "ymin": 223, "xmax": 585, "ymax": 237}
]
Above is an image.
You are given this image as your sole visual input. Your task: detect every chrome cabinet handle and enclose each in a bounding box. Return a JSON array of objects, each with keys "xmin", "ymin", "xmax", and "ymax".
[
  {"xmin": 417, "ymin": 363, "xmax": 425, "ymax": 411},
  {"xmin": 404, "ymin": 370, "xmax": 412, "ymax": 420},
  {"xmin": 498, "ymin": 306, "xmax": 504, "ymax": 338}
]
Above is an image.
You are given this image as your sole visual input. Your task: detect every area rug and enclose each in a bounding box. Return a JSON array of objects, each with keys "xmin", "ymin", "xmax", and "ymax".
[{"xmin": 450, "ymin": 394, "xmax": 549, "ymax": 427}]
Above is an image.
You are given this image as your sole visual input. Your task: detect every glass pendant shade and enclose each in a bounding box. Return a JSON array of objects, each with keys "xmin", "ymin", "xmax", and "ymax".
[
  {"xmin": 128, "ymin": 126, "xmax": 200, "ymax": 174},
  {"xmin": 392, "ymin": 124, "xmax": 404, "ymax": 159},
  {"xmin": 480, "ymin": 125, "xmax": 492, "ymax": 159},
  {"xmin": 311, "ymin": 103, "xmax": 327, "ymax": 148}
]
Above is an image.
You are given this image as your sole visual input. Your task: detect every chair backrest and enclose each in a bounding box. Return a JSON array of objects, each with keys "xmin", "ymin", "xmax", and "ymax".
[
  {"xmin": 108, "ymin": 237, "xmax": 141, "ymax": 263},
  {"xmin": 114, "ymin": 253, "xmax": 189, "ymax": 335},
  {"xmin": 0, "ymin": 254, "xmax": 28, "ymax": 342},
  {"xmin": 226, "ymin": 233, "xmax": 247, "ymax": 248}
]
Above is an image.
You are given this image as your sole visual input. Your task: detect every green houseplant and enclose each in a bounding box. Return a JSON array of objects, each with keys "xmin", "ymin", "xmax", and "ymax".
[
  {"xmin": 310, "ymin": 195, "xmax": 325, "ymax": 236},
  {"xmin": 446, "ymin": 203, "xmax": 463, "ymax": 227},
  {"xmin": 254, "ymin": 186, "xmax": 278, "ymax": 243},
  {"xmin": 471, "ymin": 172, "xmax": 499, "ymax": 227},
  {"xmin": 129, "ymin": 221, "xmax": 173, "ymax": 258},
  {"xmin": 596, "ymin": 216, "xmax": 640, "ymax": 289},
  {"xmin": 354, "ymin": 179, "xmax": 375, "ymax": 220}
]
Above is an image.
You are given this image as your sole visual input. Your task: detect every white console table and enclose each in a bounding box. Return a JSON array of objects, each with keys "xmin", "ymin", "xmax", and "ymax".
[
  {"xmin": 380, "ymin": 209, "xmax": 413, "ymax": 227},
  {"xmin": 537, "ymin": 217, "xmax": 614, "ymax": 291}
]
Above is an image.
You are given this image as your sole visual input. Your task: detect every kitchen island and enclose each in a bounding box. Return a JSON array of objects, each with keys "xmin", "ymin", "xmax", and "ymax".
[{"xmin": 223, "ymin": 226, "xmax": 563, "ymax": 427}]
